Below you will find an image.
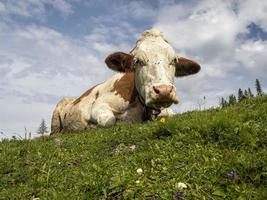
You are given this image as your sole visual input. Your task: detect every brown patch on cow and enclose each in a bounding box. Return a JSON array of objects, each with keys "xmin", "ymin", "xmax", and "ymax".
[
  {"xmin": 73, "ymin": 85, "xmax": 98, "ymax": 105},
  {"xmin": 111, "ymin": 72, "xmax": 137, "ymax": 103}
]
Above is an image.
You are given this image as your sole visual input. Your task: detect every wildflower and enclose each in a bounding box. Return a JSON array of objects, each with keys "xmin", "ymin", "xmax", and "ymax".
[
  {"xmin": 160, "ymin": 117, "xmax": 166, "ymax": 123},
  {"xmin": 137, "ymin": 168, "xmax": 143, "ymax": 174},
  {"xmin": 114, "ymin": 143, "xmax": 126, "ymax": 155},
  {"xmin": 136, "ymin": 180, "xmax": 140, "ymax": 184},
  {"xmin": 54, "ymin": 138, "xmax": 62, "ymax": 147},
  {"xmin": 175, "ymin": 182, "xmax": 187, "ymax": 199},
  {"xmin": 129, "ymin": 145, "xmax": 136, "ymax": 151},
  {"xmin": 175, "ymin": 191, "xmax": 184, "ymax": 199},
  {"xmin": 227, "ymin": 171, "xmax": 236, "ymax": 179},
  {"xmin": 175, "ymin": 182, "xmax": 187, "ymax": 190}
]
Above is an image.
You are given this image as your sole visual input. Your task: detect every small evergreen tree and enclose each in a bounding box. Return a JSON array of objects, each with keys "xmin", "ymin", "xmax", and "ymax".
[
  {"xmin": 238, "ymin": 88, "xmax": 244, "ymax": 102},
  {"xmin": 248, "ymin": 88, "xmax": 254, "ymax": 98},
  {"xmin": 244, "ymin": 89, "xmax": 249, "ymax": 98},
  {"xmin": 37, "ymin": 119, "xmax": 48, "ymax": 135},
  {"xmin": 256, "ymin": 79, "xmax": 263, "ymax": 96},
  {"xmin": 220, "ymin": 97, "xmax": 228, "ymax": 108},
  {"xmin": 228, "ymin": 94, "xmax": 237, "ymax": 105},
  {"xmin": 220, "ymin": 97, "xmax": 223, "ymax": 108}
]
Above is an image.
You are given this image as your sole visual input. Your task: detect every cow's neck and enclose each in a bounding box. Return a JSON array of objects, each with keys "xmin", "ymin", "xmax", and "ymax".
[
  {"xmin": 137, "ymin": 92, "xmax": 161, "ymax": 121},
  {"xmin": 114, "ymin": 72, "xmax": 161, "ymax": 121},
  {"xmin": 112, "ymin": 72, "xmax": 137, "ymax": 103}
]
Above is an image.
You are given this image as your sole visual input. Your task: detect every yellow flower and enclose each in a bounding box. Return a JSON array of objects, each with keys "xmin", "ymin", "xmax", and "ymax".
[{"xmin": 160, "ymin": 117, "xmax": 166, "ymax": 123}]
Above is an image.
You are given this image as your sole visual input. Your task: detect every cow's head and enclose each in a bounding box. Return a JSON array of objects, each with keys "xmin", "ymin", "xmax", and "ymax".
[{"xmin": 105, "ymin": 29, "xmax": 201, "ymax": 110}]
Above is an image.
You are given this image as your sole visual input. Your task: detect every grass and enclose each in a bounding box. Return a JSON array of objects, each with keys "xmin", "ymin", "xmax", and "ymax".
[{"xmin": 1, "ymin": 96, "xmax": 267, "ymax": 199}]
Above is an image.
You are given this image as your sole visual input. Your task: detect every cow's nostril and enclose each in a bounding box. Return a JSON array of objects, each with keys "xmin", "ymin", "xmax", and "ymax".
[
  {"xmin": 153, "ymin": 85, "xmax": 174, "ymax": 96},
  {"xmin": 153, "ymin": 86, "xmax": 160, "ymax": 94}
]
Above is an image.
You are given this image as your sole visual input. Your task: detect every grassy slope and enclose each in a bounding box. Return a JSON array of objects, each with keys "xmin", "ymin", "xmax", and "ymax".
[{"xmin": 1, "ymin": 96, "xmax": 267, "ymax": 200}]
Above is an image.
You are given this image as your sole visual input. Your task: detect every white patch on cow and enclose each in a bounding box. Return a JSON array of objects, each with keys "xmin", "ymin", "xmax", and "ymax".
[{"xmin": 131, "ymin": 29, "xmax": 177, "ymax": 108}]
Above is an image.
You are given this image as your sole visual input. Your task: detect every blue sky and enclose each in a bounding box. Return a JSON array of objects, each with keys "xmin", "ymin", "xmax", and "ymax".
[{"xmin": 0, "ymin": 0, "xmax": 267, "ymax": 139}]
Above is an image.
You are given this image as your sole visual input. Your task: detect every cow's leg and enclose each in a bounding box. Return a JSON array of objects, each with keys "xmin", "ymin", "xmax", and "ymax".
[
  {"xmin": 50, "ymin": 97, "xmax": 74, "ymax": 135},
  {"xmin": 91, "ymin": 104, "xmax": 116, "ymax": 127},
  {"xmin": 51, "ymin": 109, "xmax": 63, "ymax": 135}
]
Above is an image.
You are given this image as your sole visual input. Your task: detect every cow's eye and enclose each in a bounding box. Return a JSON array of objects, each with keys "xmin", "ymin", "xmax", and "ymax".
[
  {"xmin": 134, "ymin": 58, "xmax": 145, "ymax": 66},
  {"xmin": 170, "ymin": 58, "xmax": 177, "ymax": 65}
]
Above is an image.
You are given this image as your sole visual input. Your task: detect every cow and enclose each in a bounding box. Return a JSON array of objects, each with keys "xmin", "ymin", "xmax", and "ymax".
[{"xmin": 50, "ymin": 29, "xmax": 201, "ymax": 134}]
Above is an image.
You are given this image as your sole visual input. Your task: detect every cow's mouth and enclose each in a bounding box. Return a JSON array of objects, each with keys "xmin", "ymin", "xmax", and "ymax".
[{"xmin": 147, "ymin": 98, "xmax": 178, "ymax": 110}]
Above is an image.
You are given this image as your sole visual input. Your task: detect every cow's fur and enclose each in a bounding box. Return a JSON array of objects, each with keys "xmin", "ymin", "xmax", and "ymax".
[
  {"xmin": 51, "ymin": 29, "xmax": 201, "ymax": 134},
  {"xmin": 51, "ymin": 73, "xmax": 145, "ymax": 133}
]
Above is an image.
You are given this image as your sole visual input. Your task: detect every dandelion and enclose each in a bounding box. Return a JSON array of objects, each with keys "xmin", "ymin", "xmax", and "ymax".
[
  {"xmin": 227, "ymin": 171, "xmax": 236, "ymax": 179},
  {"xmin": 137, "ymin": 168, "xmax": 143, "ymax": 174},
  {"xmin": 160, "ymin": 117, "xmax": 166, "ymax": 123},
  {"xmin": 175, "ymin": 182, "xmax": 187, "ymax": 190}
]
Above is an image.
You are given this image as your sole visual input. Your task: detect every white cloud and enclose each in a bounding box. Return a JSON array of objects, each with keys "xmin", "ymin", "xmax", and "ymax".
[
  {"xmin": 1, "ymin": 24, "xmax": 106, "ymax": 78},
  {"xmin": 238, "ymin": 0, "xmax": 267, "ymax": 31},
  {"xmin": 50, "ymin": 0, "xmax": 73, "ymax": 17},
  {"xmin": 0, "ymin": 0, "xmax": 73, "ymax": 20},
  {"xmin": 116, "ymin": 1, "xmax": 156, "ymax": 20},
  {"xmin": 0, "ymin": 21, "xmax": 113, "ymax": 137},
  {"xmin": 0, "ymin": 2, "xmax": 6, "ymax": 14},
  {"xmin": 235, "ymin": 40, "xmax": 267, "ymax": 77}
]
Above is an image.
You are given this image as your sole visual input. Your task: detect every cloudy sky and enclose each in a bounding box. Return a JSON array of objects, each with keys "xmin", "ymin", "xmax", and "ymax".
[{"xmin": 0, "ymin": 0, "xmax": 267, "ymax": 139}]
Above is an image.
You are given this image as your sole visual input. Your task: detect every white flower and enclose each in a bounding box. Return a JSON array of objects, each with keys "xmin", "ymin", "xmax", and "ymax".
[
  {"xmin": 136, "ymin": 168, "xmax": 143, "ymax": 174},
  {"xmin": 129, "ymin": 145, "xmax": 136, "ymax": 151},
  {"xmin": 175, "ymin": 182, "xmax": 187, "ymax": 190},
  {"xmin": 136, "ymin": 180, "xmax": 140, "ymax": 184}
]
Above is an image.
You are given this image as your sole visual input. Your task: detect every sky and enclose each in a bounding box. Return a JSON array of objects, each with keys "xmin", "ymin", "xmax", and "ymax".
[{"xmin": 0, "ymin": 0, "xmax": 267, "ymax": 139}]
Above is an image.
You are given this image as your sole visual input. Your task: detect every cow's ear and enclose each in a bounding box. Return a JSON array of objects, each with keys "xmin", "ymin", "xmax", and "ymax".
[
  {"xmin": 105, "ymin": 52, "xmax": 134, "ymax": 72},
  {"xmin": 175, "ymin": 57, "xmax": 201, "ymax": 77}
]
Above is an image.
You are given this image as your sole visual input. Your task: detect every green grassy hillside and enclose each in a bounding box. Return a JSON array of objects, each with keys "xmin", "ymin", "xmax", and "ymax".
[{"xmin": 1, "ymin": 96, "xmax": 267, "ymax": 199}]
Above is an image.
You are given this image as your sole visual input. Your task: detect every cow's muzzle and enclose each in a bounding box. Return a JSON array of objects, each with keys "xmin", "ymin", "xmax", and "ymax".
[{"xmin": 147, "ymin": 84, "xmax": 178, "ymax": 108}]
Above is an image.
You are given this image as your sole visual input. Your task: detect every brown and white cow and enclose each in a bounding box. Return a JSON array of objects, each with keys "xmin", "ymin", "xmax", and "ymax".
[{"xmin": 50, "ymin": 29, "xmax": 201, "ymax": 134}]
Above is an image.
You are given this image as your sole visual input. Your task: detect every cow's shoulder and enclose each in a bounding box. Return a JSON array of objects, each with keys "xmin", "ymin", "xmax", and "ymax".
[
  {"xmin": 72, "ymin": 74, "xmax": 123, "ymax": 105},
  {"xmin": 73, "ymin": 85, "xmax": 99, "ymax": 105},
  {"xmin": 111, "ymin": 72, "xmax": 137, "ymax": 103},
  {"xmin": 72, "ymin": 72, "xmax": 137, "ymax": 106}
]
